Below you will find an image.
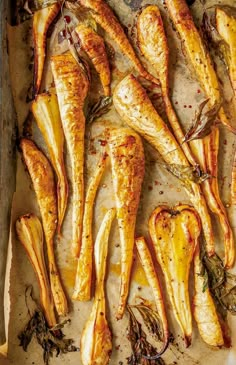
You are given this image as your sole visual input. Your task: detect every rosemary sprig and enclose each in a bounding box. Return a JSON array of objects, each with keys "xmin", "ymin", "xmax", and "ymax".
[{"xmin": 126, "ymin": 305, "xmax": 168, "ymax": 365}]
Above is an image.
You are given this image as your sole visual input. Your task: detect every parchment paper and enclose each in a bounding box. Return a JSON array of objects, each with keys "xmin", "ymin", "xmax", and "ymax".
[{"xmin": 5, "ymin": 0, "xmax": 236, "ymax": 364}]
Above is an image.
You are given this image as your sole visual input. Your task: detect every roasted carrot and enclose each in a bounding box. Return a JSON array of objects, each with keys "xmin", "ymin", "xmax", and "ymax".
[
  {"xmin": 76, "ymin": 0, "xmax": 159, "ymax": 85},
  {"xmin": 165, "ymin": 0, "xmax": 235, "ymax": 268},
  {"xmin": 193, "ymin": 243, "xmax": 224, "ymax": 347},
  {"xmin": 113, "ymin": 74, "xmax": 214, "ymax": 257},
  {"xmin": 135, "ymin": 237, "xmax": 169, "ymax": 354},
  {"xmin": 149, "ymin": 205, "xmax": 201, "ymax": 347},
  {"xmin": 73, "ymin": 152, "xmax": 108, "ymax": 301},
  {"xmin": 216, "ymin": 7, "xmax": 236, "ymax": 97},
  {"xmin": 20, "ymin": 138, "xmax": 68, "ymax": 316},
  {"xmin": 75, "ymin": 23, "xmax": 111, "ymax": 96},
  {"xmin": 80, "ymin": 208, "xmax": 115, "ymax": 365},
  {"xmin": 51, "ymin": 52, "xmax": 89, "ymax": 257},
  {"xmin": 137, "ymin": 4, "xmax": 196, "ymax": 166},
  {"xmin": 32, "ymin": 92, "xmax": 68, "ymax": 234},
  {"xmin": 33, "ymin": 3, "xmax": 60, "ymax": 96},
  {"xmin": 108, "ymin": 128, "xmax": 145, "ymax": 320},
  {"xmin": 16, "ymin": 213, "xmax": 57, "ymax": 327}
]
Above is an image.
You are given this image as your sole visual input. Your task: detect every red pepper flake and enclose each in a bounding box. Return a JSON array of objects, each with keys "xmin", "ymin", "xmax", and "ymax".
[
  {"xmin": 99, "ymin": 139, "xmax": 107, "ymax": 146},
  {"xmin": 188, "ymin": 105, "xmax": 192, "ymax": 108},
  {"xmin": 148, "ymin": 186, "xmax": 153, "ymax": 191},
  {"xmin": 154, "ymin": 180, "xmax": 159, "ymax": 185},
  {"xmin": 184, "ymin": 105, "xmax": 187, "ymax": 108},
  {"xmin": 64, "ymin": 15, "xmax": 71, "ymax": 24},
  {"xmin": 223, "ymin": 139, "xmax": 227, "ymax": 145},
  {"xmin": 197, "ymin": 89, "xmax": 201, "ymax": 94},
  {"xmin": 175, "ymin": 101, "xmax": 178, "ymax": 105}
]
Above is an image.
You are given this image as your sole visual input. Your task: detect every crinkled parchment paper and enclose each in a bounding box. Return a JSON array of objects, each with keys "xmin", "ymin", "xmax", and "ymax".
[{"xmin": 5, "ymin": 0, "xmax": 236, "ymax": 364}]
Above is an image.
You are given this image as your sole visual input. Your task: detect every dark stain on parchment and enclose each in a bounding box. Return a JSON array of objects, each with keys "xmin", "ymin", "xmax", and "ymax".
[{"xmin": 124, "ymin": 0, "xmax": 143, "ymax": 11}]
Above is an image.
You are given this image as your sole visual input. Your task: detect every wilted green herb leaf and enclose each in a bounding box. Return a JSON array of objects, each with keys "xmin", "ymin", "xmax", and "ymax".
[
  {"xmin": 126, "ymin": 305, "xmax": 168, "ymax": 364},
  {"xmin": 183, "ymin": 99, "xmax": 221, "ymax": 143},
  {"xmin": 202, "ymin": 249, "xmax": 236, "ymax": 315},
  {"xmin": 18, "ymin": 287, "xmax": 79, "ymax": 365},
  {"xmin": 86, "ymin": 96, "xmax": 113, "ymax": 124}
]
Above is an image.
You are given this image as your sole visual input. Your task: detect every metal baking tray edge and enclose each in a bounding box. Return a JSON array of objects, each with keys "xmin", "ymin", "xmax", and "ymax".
[{"xmin": 0, "ymin": 0, "xmax": 17, "ymax": 346}]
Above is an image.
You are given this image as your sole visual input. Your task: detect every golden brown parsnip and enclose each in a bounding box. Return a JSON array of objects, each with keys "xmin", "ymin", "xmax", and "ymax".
[
  {"xmin": 135, "ymin": 237, "xmax": 169, "ymax": 352},
  {"xmin": 108, "ymin": 128, "xmax": 145, "ymax": 319},
  {"xmin": 73, "ymin": 153, "xmax": 108, "ymax": 301},
  {"xmin": 216, "ymin": 7, "xmax": 236, "ymax": 97},
  {"xmin": 32, "ymin": 92, "xmax": 68, "ymax": 234},
  {"xmin": 75, "ymin": 23, "xmax": 111, "ymax": 96},
  {"xmin": 80, "ymin": 208, "xmax": 115, "ymax": 365},
  {"xmin": 193, "ymin": 244, "xmax": 224, "ymax": 347},
  {"xmin": 149, "ymin": 205, "xmax": 201, "ymax": 347},
  {"xmin": 33, "ymin": 3, "xmax": 60, "ymax": 96},
  {"xmin": 20, "ymin": 138, "xmax": 68, "ymax": 316},
  {"xmin": 16, "ymin": 213, "xmax": 57, "ymax": 328},
  {"xmin": 137, "ymin": 5, "xmax": 196, "ymax": 166},
  {"xmin": 51, "ymin": 52, "xmax": 89, "ymax": 257}
]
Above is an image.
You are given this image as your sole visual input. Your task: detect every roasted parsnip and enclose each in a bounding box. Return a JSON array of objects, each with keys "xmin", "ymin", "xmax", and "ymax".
[
  {"xmin": 216, "ymin": 7, "xmax": 236, "ymax": 97},
  {"xmin": 77, "ymin": 0, "xmax": 159, "ymax": 85},
  {"xmin": 20, "ymin": 138, "xmax": 68, "ymax": 316},
  {"xmin": 73, "ymin": 152, "xmax": 108, "ymax": 301},
  {"xmin": 108, "ymin": 128, "xmax": 145, "ymax": 320},
  {"xmin": 113, "ymin": 74, "xmax": 214, "ymax": 257},
  {"xmin": 16, "ymin": 214, "xmax": 56, "ymax": 328},
  {"xmin": 165, "ymin": 0, "xmax": 235, "ymax": 267},
  {"xmin": 51, "ymin": 52, "xmax": 89, "ymax": 257},
  {"xmin": 193, "ymin": 244, "xmax": 224, "ymax": 347},
  {"xmin": 80, "ymin": 208, "xmax": 115, "ymax": 365},
  {"xmin": 232, "ymin": 151, "xmax": 236, "ymax": 205},
  {"xmin": 135, "ymin": 237, "xmax": 169, "ymax": 355},
  {"xmin": 137, "ymin": 5, "xmax": 196, "ymax": 166},
  {"xmin": 149, "ymin": 205, "xmax": 201, "ymax": 347},
  {"xmin": 33, "ymin": 3, "xmax": 60, "ymax": 96},
  {"xmin": 32, "ymin": 92, "xmax": 68, "ymax": 234},
  {"xmin": 75, "ymin": 23, "xmax": 111, "ymax": 96}
]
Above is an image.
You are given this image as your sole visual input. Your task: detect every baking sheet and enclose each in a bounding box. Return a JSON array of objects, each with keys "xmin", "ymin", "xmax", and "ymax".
[{"xmin": 5, "ymin": 0, "xmax": 236, "ymax": 364}]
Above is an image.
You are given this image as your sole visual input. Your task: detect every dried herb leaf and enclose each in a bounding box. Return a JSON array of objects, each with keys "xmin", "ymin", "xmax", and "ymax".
[
  {"xmin": 202, "ymin": 249, "xmax": 236, "ymax": 315},
  {"xmin": 132, "ymin": 305, "xmax": 164, "ymax": 342},
  {"xmin": 201, "ymin": 12, "xmax": 230, "ymax": 67},
  {"xmin": 19, "ymin": 287, "xmax": 79, "ymax": 365},
  {"xmin": 161, "ymin": 163, "xmax": 210, "ymax": 192},
  {"xmin": 126, "ymin": 305, "xmax": 168, "ymax": 365},
  {"xmin": 86, "ymin": 96, "xmax": 113, "ymax": 124},
  {"xmin": 183, "ymin": 99, "xmax": 221, "ymax": 143}
]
